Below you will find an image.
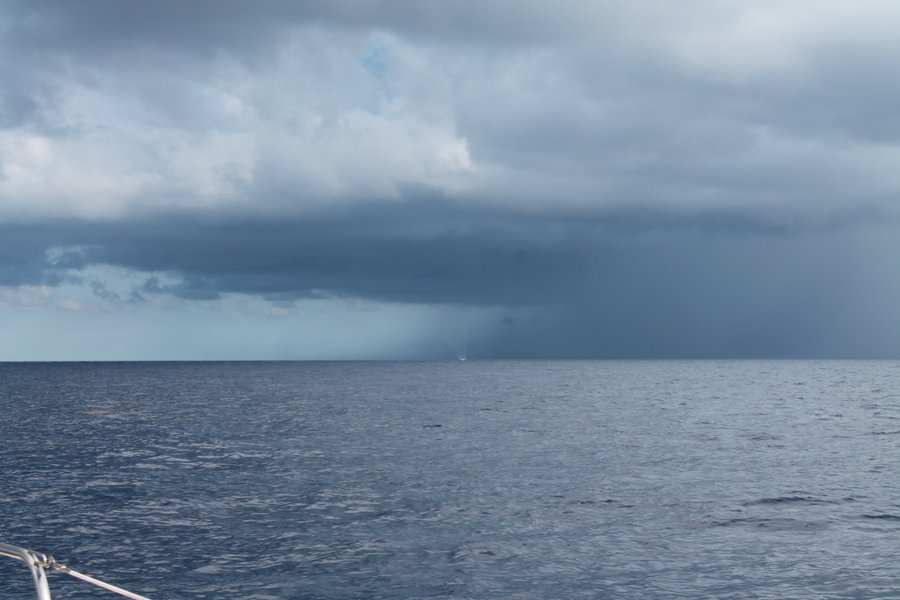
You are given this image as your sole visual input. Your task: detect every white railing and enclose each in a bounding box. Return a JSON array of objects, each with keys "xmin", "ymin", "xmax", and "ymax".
[{"xmin": 0, "ymin": 542, "xmax": 152, "ymax": 600}]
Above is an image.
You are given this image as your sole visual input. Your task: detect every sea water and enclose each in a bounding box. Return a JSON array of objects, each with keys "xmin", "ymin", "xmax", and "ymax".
[{"xmin": 1, "ymin": 360, "xmax": 900, "ymax": 599}]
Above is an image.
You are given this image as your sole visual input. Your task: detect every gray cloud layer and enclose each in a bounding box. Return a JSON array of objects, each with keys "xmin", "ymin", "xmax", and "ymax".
[{"xmin": 3, "ymin": 1, "xmax": 900, "ymax": 357}]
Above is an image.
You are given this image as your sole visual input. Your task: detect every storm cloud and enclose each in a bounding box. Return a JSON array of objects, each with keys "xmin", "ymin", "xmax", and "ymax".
[{"xmin": 3, "ymin": 1, "xmax": 900, "ymax": 358}]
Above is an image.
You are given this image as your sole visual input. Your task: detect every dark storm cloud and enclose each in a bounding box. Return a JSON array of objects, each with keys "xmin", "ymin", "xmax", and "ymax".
[
  {"xmin": 5, "ymin": 1, "xmax": 900, "ymax": 357},
  {"xmin": 2, "ymin": 0, "xmax": 584, "ymax": 56},
  {"xmin": 0, "ymin": 203, "xmax": 589, "ymax": 305},
  {"xmin": 7, "ymin": 200, "xmax": 900, "ymax": 357},
  {"xmin": 2, "ymin": 179, "xmax": 890, "ymax": 301}
]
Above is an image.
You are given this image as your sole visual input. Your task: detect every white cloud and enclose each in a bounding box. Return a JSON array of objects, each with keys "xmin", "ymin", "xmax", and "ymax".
[
  {"xmin": 0, "ymin": 28, "xmax": 478, "ymax": 218},
  {"xmin": 0, "ymin": 284, "xmax": 54, "ymax": 308},
  {"xmin": 641, "ymin": 1, "xmax": 900, "ymax": 84},
  {"xmin": 0, "ymin": 283, "xmax": 93, "ymax": 314},
  {"xmin": 5, "ymin": 3, "xmax": 900, "ymax": 224}
]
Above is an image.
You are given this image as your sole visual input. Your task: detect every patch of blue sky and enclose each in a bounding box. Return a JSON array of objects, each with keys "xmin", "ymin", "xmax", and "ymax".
[{"xmin": 361, "ymin": 44, "xmax": 388, "ymax": 80}]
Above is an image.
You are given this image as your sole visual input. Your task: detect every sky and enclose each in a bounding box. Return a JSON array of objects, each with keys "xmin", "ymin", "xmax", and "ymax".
[{"xmin": 3, "ymin": 1, "xmax": 900, "ymax": 360}]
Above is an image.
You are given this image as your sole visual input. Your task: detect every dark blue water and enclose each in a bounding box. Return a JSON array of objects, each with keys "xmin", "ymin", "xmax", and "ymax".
[{"xmin": 2, "ymin": 361, "xmax": 900, "ymax": 598}]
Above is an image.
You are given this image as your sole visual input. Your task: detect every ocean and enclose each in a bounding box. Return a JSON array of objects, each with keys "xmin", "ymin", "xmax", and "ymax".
[{"xmin": 1, "ymin": 360, "xmax": 900, "ymax": 599}]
